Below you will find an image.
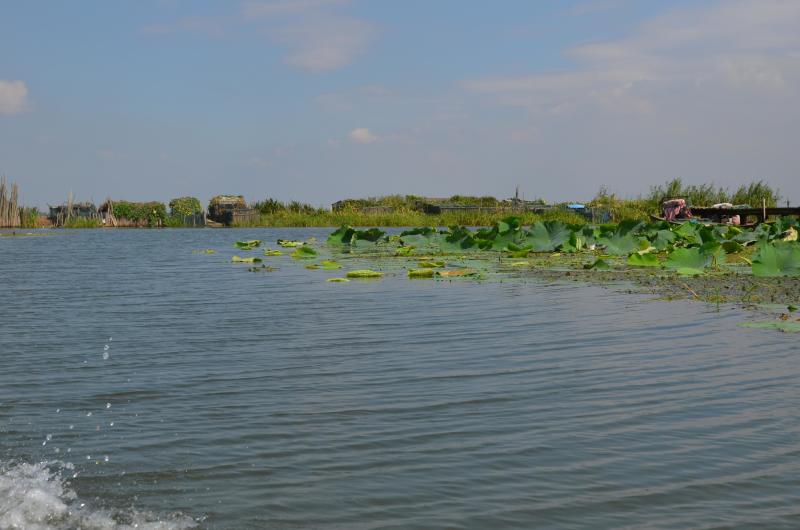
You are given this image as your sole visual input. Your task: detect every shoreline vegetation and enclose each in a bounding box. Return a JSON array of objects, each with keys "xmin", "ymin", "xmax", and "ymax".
[{"xmin": 0, "ymin": 178, "xmax": 786, "ymax": 229}]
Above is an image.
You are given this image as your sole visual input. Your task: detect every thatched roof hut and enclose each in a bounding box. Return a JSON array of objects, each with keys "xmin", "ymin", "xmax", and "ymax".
[{"xmin": 208, "ymin": 195, "xmax": 258, "ymax": 225}]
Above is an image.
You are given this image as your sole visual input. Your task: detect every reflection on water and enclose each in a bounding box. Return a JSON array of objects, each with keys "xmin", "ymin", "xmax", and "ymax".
[{"xmin": 1, "ymin": 229, "xmax": 799, "ymax": 529}]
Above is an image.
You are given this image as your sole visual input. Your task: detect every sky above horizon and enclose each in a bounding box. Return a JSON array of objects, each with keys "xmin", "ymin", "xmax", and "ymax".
[{"xmin": 2, "ymin": 0, "xmax": 800, "ymax": 208}]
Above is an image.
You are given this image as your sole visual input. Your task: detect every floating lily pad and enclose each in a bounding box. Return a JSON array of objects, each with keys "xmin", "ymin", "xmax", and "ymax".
[
  {"xmin": 232, "ymin": 255, "xmax": 262, "ymax": 263},
  {"xmin": 235, "ymin": 240, "xmax": 261, "ymax": 250},
  {"xmin": 408, "ymin": 268, "xmax": 435, "ymax": 278},
  {"xmin": 291, "ymin": 246, "xmax": 318, "ymax": 259},
  {"xmin": 739, "ymin": 320, "xmax": 800, "ymax": 333},
  {"xmin": 320, "ymin": 260, "xmax": 342, "ymax": 270},
  {"xmin": 193, "ymin": 249, "xmax": 216, "ymax": 254},
  {"xmin": 438, "ymin": 269, "xmax": 476, "ymax": 277},
  {"xmin": 418, "ymin": 260, "xmax": 446, "ymax": 268},
  {"xmin": 263, "ymin": 249, "xmax": 283, "ymax": 256},
  {"xmin": 277, "ymin": 239, "xmax": 304, "ymax": 248},
  {"xmin": 326, "ymin": 277, "xmax": 350, "ymax": 282},
  {"xmin": 346, "ymin": 269, "xmax": 383, "ymax": 278}
]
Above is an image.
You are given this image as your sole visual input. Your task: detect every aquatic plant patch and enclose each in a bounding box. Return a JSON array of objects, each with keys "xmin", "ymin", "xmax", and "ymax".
[{"xmin": 235, "ymin": 240, "xmax": 262, "ymax": 250}]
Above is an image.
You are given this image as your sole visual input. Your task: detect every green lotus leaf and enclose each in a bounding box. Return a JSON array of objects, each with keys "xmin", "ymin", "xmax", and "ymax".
[
  {"xmin": 524, "ymin": 221, "xmax": 571, "ymax": 252},
  {"xmin": 584, "ymin": 258, "xmax": 610, "ymax": 270},
  {"xmin": 752, "ymin": 242, "xmax": 800, "ymax": 277},
  {"xmin": 263, "ymin": 249, "xmax": 283, "ymax": 256},
  {"xmin": 599, "ymin": 232, "xmax": 642, "ymax": 255},
  {"xmin": 560, "ymin": 231, "xmax": 586, "ymax": 253},
  {"xmin": 651, "ymin": 230, "xmax": 677, "ymax": 250},
  {"xmin": 664, "ymin": 246, "xmax": 720, "ymax": 275},
  {"xmin": 327, "ymin": 277, "xmax": 350, "ymax": 282},
  {"xmin": 627, "ymin": 253, "xmax": 660, "ymax": 267},
  {"xmin": 327, "ymin": 225, "xmax": 356, "ymax": 245},
  {"xmin": 395, "ymin": 245, "xmax": 415, "ymax": 255},
  {"xmin": 721, "ymin": 240, "xmax": 744, "ymax": 254}
]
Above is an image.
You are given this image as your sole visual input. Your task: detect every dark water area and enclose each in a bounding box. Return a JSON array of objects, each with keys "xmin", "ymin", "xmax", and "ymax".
[{"xmin": 1, "ymin": 229, "xmax": 799, "ymax": 529}]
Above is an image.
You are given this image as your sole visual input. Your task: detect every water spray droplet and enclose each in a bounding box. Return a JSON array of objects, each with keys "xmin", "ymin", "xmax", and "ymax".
[
  {"xmin": 102, "ymin": 351, "xmax": 109, "ymax": 360},
  {"xmin": 106, "ymin": 402, "xmax": 111, "ymax": 409},
  {"xmin": 86, "ymin": 412, "xmax": 92, "ymax": 417}
]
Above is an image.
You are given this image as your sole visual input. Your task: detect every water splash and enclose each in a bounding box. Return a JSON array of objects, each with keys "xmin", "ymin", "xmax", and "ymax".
[{"xmin": 0, "ymin": 461, "xmax": 197, "ymax": 530}]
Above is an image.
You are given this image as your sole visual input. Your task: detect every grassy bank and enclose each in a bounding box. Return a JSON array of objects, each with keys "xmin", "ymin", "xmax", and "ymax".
[
  {"xmin": 23, "ymin": 179, "xmax": 784, "ymax": 229},
  {"xmin": 232, "ymin": 208, "xmax": 589, "ymax": 228}
]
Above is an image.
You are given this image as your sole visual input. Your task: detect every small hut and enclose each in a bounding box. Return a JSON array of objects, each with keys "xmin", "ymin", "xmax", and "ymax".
[
  {"xmin": 48, "ymin": 202, "xmax": 97, "ymax": 226},
  {"xmin": 208, "ymin": 195, "xmax": 259, "ymax": 226}
]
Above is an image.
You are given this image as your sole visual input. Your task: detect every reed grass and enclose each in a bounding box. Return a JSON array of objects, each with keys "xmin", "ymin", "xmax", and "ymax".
[
  {"xmin": 63, "ymin": 217, "xmax": 103, "ymax": 228},
  {"xmin": 232, "ymin": 208, "xmax": 588, "ymax": 227}
]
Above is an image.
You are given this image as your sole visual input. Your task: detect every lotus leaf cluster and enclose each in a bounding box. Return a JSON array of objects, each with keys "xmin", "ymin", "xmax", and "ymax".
[{"xmin": 322, "ymin": 216, "xmax": 799, "ymax": 277}]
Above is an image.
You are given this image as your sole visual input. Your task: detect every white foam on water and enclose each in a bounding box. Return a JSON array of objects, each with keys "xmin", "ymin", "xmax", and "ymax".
[{"xmin": 0, "ymin": 461, "xmax": 197, "ymax": 530}]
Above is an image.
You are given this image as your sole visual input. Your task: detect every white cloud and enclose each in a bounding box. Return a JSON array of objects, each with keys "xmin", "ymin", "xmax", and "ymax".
[
  {"xmin": 276, "ymin": 16, "xmax": 375, "ymax": 72},
  {"xmin": 0, "ymin": 80, "xmax": 29, "ymax": 114},
  {"xmin": 244, "ymin": 0, "xmax": 375, "ymax": 72},
  {"xmin": 460, "ymin": 0, "xmax": 800, "ymax": 201},
  {"xmin": 465, "ymin": 0, "xmax": 800, "ymax": 115},
  {"xmin": 349, "ymin": 128, "xmax": 378, "ymax": 144},
  {"xmin": 142, "ymin": 0, "xmax": 374, "ymax": 72}
]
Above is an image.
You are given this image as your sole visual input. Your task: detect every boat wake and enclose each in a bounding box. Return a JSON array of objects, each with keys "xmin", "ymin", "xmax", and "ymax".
[{"xmin": 0, "ymin": 461, "xmax": 197, "ymax": 530}]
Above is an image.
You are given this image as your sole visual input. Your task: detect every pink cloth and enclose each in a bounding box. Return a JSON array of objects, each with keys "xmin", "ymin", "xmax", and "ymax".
[{"xmin": 662, "ymin": 199, "xmax": 690, "ymax": 221}]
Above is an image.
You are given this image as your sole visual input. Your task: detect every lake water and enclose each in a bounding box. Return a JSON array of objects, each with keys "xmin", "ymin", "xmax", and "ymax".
[{"xmin": 1, "ymin": 229, "xmax": 799, "ymax": 529}]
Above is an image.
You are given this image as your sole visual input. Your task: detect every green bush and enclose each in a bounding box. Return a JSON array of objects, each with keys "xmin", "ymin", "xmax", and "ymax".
[
  {"xmin": 169, "ymin": 197, "xmax": 203, "ymax": 217},
  {"xmin": 112, "ymin": 201, "xmax": 168, "ymax": 227}
]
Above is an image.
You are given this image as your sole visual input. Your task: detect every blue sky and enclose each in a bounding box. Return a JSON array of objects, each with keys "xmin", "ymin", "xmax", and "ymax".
[{"xmin": 2, "ymin": 0, "xmax": 799, "ymax": 208}]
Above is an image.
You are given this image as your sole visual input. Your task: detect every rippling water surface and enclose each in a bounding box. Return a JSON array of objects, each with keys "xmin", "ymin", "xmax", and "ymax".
[{"xmin": 1, "ymin": 229, "xmax": 799, "ymax": 529}]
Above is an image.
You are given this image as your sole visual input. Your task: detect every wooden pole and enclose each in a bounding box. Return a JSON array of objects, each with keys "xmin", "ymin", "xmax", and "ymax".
[{"xmin": 762, "ymin": 197, "xmax": 767, "ymax": 223}]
